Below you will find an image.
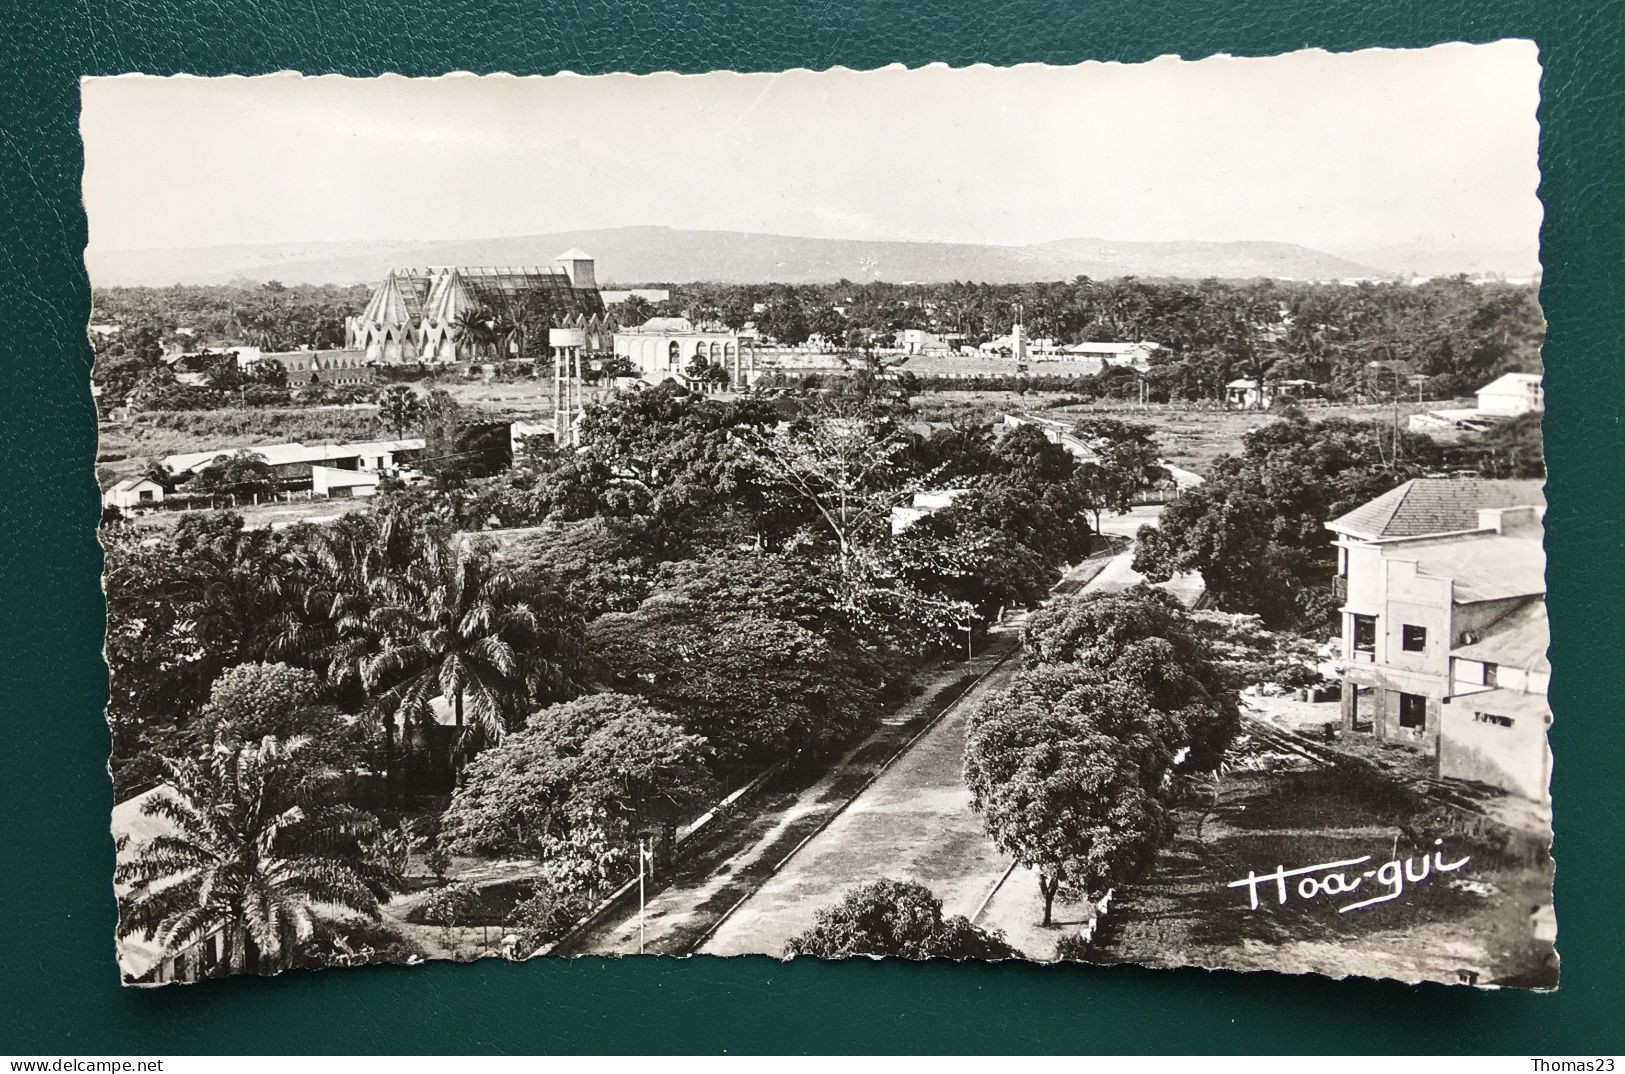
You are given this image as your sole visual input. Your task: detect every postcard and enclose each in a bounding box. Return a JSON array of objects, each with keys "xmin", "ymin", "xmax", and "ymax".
[{"xmin": 87, "ymin": 44, "xmax": 1553, "ymax": 987}]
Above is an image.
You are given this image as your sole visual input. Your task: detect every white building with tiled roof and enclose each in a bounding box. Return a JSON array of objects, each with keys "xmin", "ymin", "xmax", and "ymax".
[
  {"xmin": 1327, "ymin": 476, "xmax": 1546, "ymax": 759},
  {"xmin": 102, "ymin": 477, "xmax": 165, "ymax": 509}
]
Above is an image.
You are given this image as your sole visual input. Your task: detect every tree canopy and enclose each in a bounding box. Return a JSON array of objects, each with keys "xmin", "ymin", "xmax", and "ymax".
[
  {"xmin": 784, "ymin": 878, "xmax": 1014, "ymax": 960},
  {"xmin": 439, "ymin": 694, "xmax": 714, "ymax": 881},
  {"xmin": 1132, "ymin": 413, "xmax": 1439, "ymax": 630}
]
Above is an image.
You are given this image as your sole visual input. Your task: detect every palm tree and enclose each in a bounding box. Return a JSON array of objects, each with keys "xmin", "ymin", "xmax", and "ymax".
[
  {"xmin": 377, "ymin": 384, "xmax": 422, "ymax": 438},
  {"xmin": 489, "ymin": 309, "xmax": 520, "ymax": 363},
  {"xmin": 272, "ymin": 511, "xmax": 441, "ymax": 797},
  {"xmin": 350, "ymin": 537, "xmax": 581, "ymax": 782},
  {"xmin": 115, "ymin": 736, "xmax": 390, "ymax": 978},
  {"xmin": 453, "ymin": 306, "xmax": 495, "ymax": 362}
]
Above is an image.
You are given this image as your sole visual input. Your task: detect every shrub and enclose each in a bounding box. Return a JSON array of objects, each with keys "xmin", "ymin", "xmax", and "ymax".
[
  {"xmin": 784, "ymin": 878, "xmax": 1014, "ymax": 960},
  {"xmin": 505, "ymin": 886, "xmax": 590, "ymax": 956}
]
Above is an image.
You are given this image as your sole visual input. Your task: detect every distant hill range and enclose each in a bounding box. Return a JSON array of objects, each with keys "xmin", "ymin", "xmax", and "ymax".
[{"xmin": 86, "ymin": 225, "xmax": 1411, "ymax": 287}]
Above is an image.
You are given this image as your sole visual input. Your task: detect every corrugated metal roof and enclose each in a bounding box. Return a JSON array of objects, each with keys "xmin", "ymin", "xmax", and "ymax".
[
  {"xmin": 1452, "ymin": 599, "xmax": 1550, "ymax": 671},
  {"xmin": 165, "ymin": 438, "xmax": 425, "ymax": 474}
]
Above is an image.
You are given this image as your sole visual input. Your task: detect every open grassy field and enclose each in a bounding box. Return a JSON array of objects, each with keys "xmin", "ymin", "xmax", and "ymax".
[
  {"xmin": 433, "ymin": 378, "xmax": 559, "ymax": 419},
  {"xmin": 1087, "ymin": 755, "xmax": 1557, "ymax": 987},
  {"xmin": 916, "ymin": 390, "xmax": 1460, "ymax": 474}
]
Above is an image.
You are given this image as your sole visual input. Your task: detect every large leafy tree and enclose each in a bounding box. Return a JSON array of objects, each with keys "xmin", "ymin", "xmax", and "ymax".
[
  {"xmin": 742, "ymin": 394, "xmax": 922, "ymax": 585},
  {"xmin": 115, "ymin": 737, "xmax": 392, "ymax": 978},
  {"xmin": 567, "ymin": 383, "xmax": 785, "ymax": 555},
  {"xmin": 1132, "ymin": 414, "xmax": 1439, "ymax": 630},
  {"xmin": 377, "ymin": 385, "xmax": 423, "ymax": 439},
  {"xmin": 964, "ymin": 669, "xmax": 1175, "ymax": 926},
  {"xmin": 784, "ymin": 879, "xmax": 1014, "ymax": 960},
  {"xmin": 418, "ymin": 388, "xmax": 463, "ymax": 480},
  {"xmin": 189, "ymin": 450, "xmax": 275, "ymax": 498},
  {"xmin": 587, "ymin": 597, "xmax": 882, "ymax": 764},
  {"xmin": 439, "ymin": 694, "xmax": 714, "ymax": 879},
  {"xmin": 1070, "ymin": 417, "xmax": 1168, "ymax": 526},
  {"xmin": 1022, "ymin": 586, "xmax": 1240, "ymax": 774},
  {"xmin": 503, "ymin": 517, "xmax": 658, "ymax": 619},
  {"xmin": 196, "ymin": 661, "xmax": 330, "ymax": 741}
]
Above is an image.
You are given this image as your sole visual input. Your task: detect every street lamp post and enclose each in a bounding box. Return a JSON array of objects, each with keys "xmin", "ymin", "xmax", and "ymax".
[{"xmin": 637, "ymin": 835, "xmax": 653, "ymax": 954}]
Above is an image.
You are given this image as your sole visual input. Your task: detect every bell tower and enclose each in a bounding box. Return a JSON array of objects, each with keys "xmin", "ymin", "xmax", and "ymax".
[{"xmin": 553, "ymin": 248, "xmax": 596, "ymax": 291}]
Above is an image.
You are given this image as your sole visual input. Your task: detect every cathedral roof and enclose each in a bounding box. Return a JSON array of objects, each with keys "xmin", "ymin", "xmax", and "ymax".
[
  {"xmin": 359, "ymin": 272, "xmax": 421, "ymax": 327},
  {"xmin": 422, "ymin": 269, "xmax": 481, "ymax": 325}
]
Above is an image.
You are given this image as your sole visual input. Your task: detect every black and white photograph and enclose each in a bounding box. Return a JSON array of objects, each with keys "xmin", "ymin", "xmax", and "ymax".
[{"xmin": 86, "ymin": 43, "xmax": 1554, "ymax": 989}]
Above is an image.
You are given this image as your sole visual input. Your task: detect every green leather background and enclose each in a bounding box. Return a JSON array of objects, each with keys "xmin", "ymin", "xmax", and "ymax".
[{"xmin": 2, "ymin": 0, "xmax": 1619, "ymax": 1054}]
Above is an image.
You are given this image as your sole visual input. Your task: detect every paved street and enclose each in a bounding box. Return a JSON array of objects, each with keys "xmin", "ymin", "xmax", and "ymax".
[
  {"xmin": 702, "ymin": 515, "xmax": 1164, "ymax": 958},
  {"xmin": 1082, "ymin": 504, "xmax": 1205, "ymax": 605},
  {"xmin": 701, "ymin": 639, "xmax": 1024, "ymax": 956}
]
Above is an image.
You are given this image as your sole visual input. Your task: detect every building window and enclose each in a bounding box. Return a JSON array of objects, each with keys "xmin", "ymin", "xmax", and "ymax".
[
  {"xmin": 1483, "ymin": 662, "xmax": 1499, "ymax": 687},
  {"xmin": 1398, "ymin": 692, "xmax": 1427, "ymax": 729},
  {"xmin": 1352, "ymin": 614, "xmax": 1377, "ymax": 654},
  {"xmin": 1401, "ymin": 624, "xmax": 1427, "ymax": 652},
  {"xmin": 1473, "ymin": 711, "xmax": 1514, "ymax": 728}
]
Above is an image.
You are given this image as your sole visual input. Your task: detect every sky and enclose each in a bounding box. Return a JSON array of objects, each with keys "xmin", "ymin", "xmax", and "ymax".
[{"xmin": 81, "ymin": 42, "xmax": 1541, "ymax": 261}]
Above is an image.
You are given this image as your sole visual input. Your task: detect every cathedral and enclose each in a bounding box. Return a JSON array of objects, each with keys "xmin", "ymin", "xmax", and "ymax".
[{"xmin": 345, "ymin": 249, "xmax": 611, "ymax": 363}]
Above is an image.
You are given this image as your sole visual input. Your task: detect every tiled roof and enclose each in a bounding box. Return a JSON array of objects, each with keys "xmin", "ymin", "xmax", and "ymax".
[
  {"xmin": 1329, "ymin": 477, "xmax": 1546, "ymax": 540},
  {"xmin": 1452, "ymin": 599, "xmax": 1550, "ymax": 672}
]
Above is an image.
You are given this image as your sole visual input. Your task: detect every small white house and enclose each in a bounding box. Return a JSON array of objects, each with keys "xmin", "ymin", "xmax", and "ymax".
[
  {"xmin": 1475, "ymin": 373, "xmax": 1544, "ymax": 417},
  {"xmin": 311, "ymin": 465, "xmax": 379, "ymax": 499},
  {"xmin": 103, "ymin": 478, "xmax": 165, "ymax": 509},
  {"xmin": 1225, "ymin": 377, "xmax": 1317, "ymax": 409},
  {"xmin": 897, "ymin": 329, "xmax": 956, "ymax": 355}
]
